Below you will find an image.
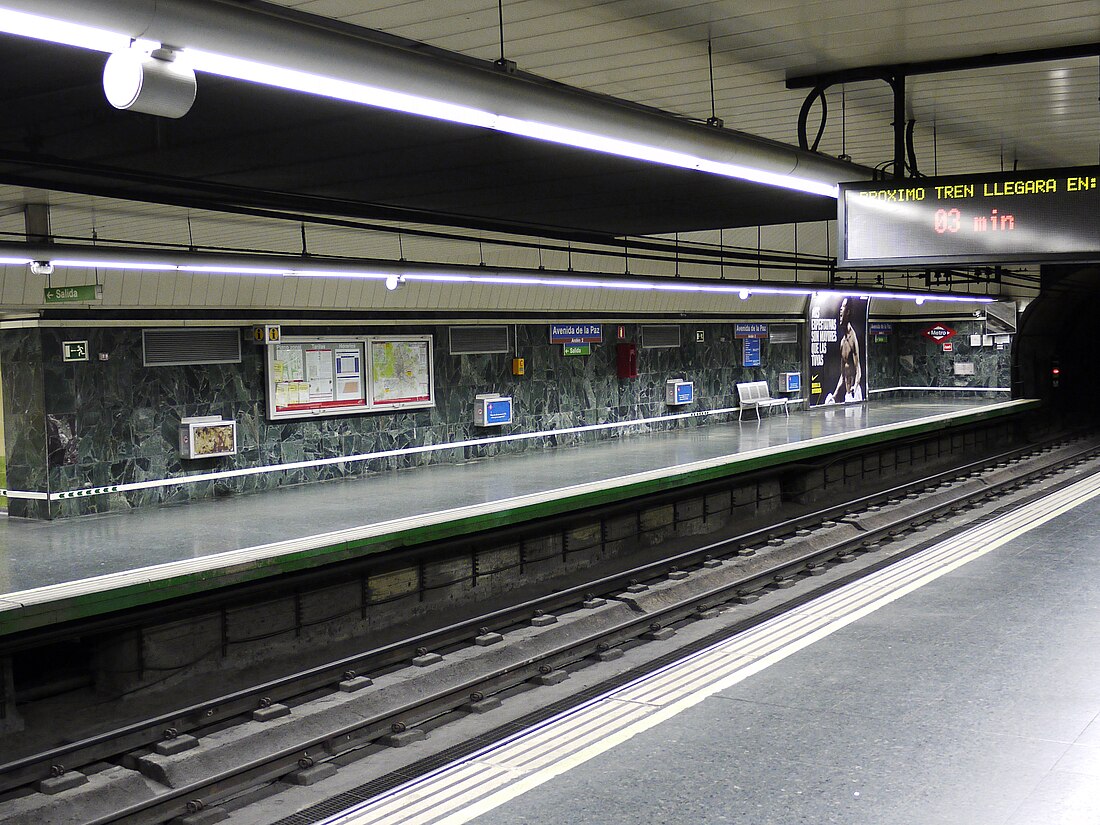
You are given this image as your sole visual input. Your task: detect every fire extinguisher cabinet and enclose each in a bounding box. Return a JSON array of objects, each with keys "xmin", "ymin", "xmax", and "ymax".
[{"xmin": 616, "ymin": 342, "xmax": 638, "ymax": 378}]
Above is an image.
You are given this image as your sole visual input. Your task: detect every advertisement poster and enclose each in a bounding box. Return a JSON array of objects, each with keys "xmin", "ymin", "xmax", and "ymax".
[{"xmin": 808, "ymin": 295, "xmax": 868, "ymax": 407}]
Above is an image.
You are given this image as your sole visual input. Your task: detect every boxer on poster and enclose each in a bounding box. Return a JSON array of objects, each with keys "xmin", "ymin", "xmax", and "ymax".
[
  {"xmin": 824, "ymin": 297, "xmax": 863, "ymax": 404},
  {"xmin": 808, "ymin": 294, "xmax": 868, "ymax": 407}
]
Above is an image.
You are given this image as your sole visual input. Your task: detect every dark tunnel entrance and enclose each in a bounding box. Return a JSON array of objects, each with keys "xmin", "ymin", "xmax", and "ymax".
[{"xmin": 1015, "ymin": 264, "xmax": 1100, "ymax": 423}]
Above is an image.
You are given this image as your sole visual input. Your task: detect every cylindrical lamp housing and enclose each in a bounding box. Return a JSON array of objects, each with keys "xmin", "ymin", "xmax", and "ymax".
[{"xmin": 103, "ymin": 49, "xmax": 197, "ymax": 118}]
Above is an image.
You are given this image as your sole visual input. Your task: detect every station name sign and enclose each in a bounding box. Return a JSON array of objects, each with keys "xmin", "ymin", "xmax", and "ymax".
[
  {"xmin": 550, "ymin": 323, "xmax": 602, "ymax": 344},
  {"xmin": 838, "ymin": 165, "xmax": 1100, "ymax": 268},
  {"xmin": 734, "ymin": 322, "xmax": 768, "ymax": 339}
]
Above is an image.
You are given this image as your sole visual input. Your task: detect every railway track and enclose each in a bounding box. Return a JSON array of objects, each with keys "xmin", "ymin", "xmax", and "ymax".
[{"xmin": 3, "ymin": 429, "xmax": 1099, "ymax": 825}]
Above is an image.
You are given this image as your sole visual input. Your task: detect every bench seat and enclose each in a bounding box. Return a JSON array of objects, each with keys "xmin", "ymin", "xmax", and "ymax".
[{"xmin": 736, "ymin": 381, "xmax": 789, "ymax": 420}]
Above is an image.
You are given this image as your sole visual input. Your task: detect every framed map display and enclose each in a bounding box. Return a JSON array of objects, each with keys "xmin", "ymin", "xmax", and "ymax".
[
  {"xmin": 368, "ymin": 337, "xmax": 433, "ymax": 408},
  {"xmin": 266, "ymin": 335, "xmax": 434, "ymax": 420}
]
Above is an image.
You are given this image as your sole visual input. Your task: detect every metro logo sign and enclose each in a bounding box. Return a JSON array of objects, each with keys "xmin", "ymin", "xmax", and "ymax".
[{"xmin": 922, "ymin": 324, "xmax": 956, "ymax": 343}]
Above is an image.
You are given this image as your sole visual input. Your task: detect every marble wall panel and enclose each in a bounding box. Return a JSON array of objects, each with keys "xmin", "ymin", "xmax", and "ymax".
[{"xmin": 5, "ymin": 322, "xmax": 804, "ymax": 517}]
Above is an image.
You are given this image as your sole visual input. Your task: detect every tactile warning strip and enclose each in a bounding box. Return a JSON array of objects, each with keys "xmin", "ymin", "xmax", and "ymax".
[{"xmin": 272, "ymin": 466, "xmax": 1100, "ymax": 825}]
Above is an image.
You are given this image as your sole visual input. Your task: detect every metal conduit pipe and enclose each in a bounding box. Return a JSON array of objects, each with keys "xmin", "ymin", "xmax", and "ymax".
[{"xmin": 1, "ymin": 0, "xmax": 871, "ymax": 193}]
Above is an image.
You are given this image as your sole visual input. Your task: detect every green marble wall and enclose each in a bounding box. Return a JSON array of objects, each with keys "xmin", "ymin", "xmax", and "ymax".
[
  {"xmin": 1, "ymin": 321, "xmax": 803, "ymax": 518},
  {"xmin": 0, "ymin": 330, "xmax": 48, "ymax": 518},
  {"xmin": 868, "ymin": 319, "xmax": 1011, "ymax": 394}
]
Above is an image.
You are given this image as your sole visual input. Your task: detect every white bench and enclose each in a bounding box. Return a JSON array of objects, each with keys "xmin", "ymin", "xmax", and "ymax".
[{"xmin": 736, "ymin": 381, "xmax": 789, "ymax": 420}]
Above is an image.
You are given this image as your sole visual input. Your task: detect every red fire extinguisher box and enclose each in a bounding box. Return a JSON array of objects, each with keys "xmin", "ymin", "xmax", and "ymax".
[{"xmin": 616, "ymin": 342, "xmax": 637, "ymax": 378}]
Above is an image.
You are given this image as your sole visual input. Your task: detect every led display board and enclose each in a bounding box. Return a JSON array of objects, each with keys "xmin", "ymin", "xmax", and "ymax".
[{"xmin": 838, "ymin": 166, "xmax": 1100, "ymax": 268}]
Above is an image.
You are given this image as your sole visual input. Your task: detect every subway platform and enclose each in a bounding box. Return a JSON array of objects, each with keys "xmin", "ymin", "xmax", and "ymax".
[
  {"xmin": 0, "ymin": 397, "xmax": 1034, "ymax": 637},
  {"xmin": 401, "ymin": 442, "xmax": 1100, "ymax": 825}
]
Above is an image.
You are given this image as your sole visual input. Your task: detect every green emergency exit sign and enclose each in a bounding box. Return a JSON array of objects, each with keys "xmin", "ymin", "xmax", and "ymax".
[
  {"xmin": 62, "ymin": 340, "xmax": 89, "ymax": 362},
  {"xmin": 44, "ymin": 284, "xmax": 101, "ymax": 303},
  {"xmin": 563, "ymin": 343, "xmax": 591, "ymax": 356}
]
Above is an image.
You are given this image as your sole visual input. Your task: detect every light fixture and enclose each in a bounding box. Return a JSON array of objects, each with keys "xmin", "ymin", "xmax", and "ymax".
[
  {"xmin": 4, "ymin": 251, "xmax": 995, "ymax": 304},
  {"xmin": 915, "ymin": 296, "xmax": 926, "ymax": 305},
  {"xmin": 0, "ymin": 5, "xmax": 846, "ymax": 198},
  {"xmin": 29, "ymin": 260, "xmax": 53, "ymax": 276},
  {"xmin": 103, "ymin": 45, "xmax": 197, "ymax": 118}
]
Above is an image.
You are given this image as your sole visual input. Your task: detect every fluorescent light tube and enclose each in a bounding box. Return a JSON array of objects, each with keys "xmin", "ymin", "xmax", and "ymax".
[
  {"xmin": 0, "ymin": 8, "xmax": 131, "ymax": 52},
  {"xmin": 22, "ymin": 256, "xmax": 995, "ymax": 302},
  {"xmin": 0, "ymin": 7, "xmax": 840, "ymax": 198}
]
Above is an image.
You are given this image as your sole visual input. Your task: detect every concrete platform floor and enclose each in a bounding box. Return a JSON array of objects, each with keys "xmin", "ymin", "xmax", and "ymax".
[
  {"xmin": 466, "ymin": 467, "xmax": 1100, "ymax": 825},
  {"xmin": 0, "ymin": 397, "xmax": 1014, "ymax": 601}
]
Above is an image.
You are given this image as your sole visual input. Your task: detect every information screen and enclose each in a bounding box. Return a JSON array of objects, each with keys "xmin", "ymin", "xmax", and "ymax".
[{"xmin": 839, "ymin": 166, "xmax": 1100, "ymax": 268}]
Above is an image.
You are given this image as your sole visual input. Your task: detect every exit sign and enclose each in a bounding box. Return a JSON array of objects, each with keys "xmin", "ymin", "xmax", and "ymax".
[
  {"xmin": 62, "ymin": 340, "xmax": 89, "ymax": 362},
  {"xmin": 44, "ymin": 284, "xmax": 101, "ymax": 303}
]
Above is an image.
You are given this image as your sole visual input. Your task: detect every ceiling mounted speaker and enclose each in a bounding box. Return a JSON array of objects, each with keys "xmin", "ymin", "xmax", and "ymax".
[{"xmin": 103, "ymin": 48, "xmax": 197, "ymax": 119}]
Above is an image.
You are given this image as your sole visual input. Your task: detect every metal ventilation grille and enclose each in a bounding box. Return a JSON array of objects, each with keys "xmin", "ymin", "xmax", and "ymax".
[
  {"xmin": 142, "ymin": 328, "xmax": 242, "ymax": 367},
  {"xmin": 770, "ymin": 324, "xmax": 798, "ymax": 344},
  {"xmin": 640, "ymin": 325, "xmax": 681, "ymax": 348},
  {"xmin": 449, "ymin": 325, "xmax": 510, "ymax": 355}
]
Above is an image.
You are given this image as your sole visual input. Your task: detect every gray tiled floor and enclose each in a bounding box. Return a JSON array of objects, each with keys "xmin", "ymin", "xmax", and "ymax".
[
  {"xmin": 468, "ymin": 477, "xmax": 1100, "ymax": 825},
  {"xmin": 0, "ymin": 398, "xmax": 1000, "ymax": 597}
]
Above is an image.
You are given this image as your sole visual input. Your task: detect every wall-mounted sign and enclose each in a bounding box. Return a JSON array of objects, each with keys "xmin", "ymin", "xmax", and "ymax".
[
  {"xmin": 942, "ymin": 341, "xmax": 954, "ymax": 352},
  {"xmin": 665, "ymin": 379, "xmax": 694, "ymax": 405},
  {"xmin": 179, "ymin": 416, "xmax": 238, "ymax": 459},
  {"xmin": 808, "ymin": 294, "xmax": 868, "ymax": 407},
  {"xmin": 869, "ymin": 322, "xmax": 894, "ymax": 334},
  {"xmin": 734, "ymin": 322, "xmax": 769, "ymax": 339},
  {"xmin": 474, "ymin": 394, "xmax": 512, "ymax": 426},
  {"xmin": 743, "ymin": 337, "xmax": 762, "ymax": 367},
  {"xmin": 252, "ymin": 324, "xmax": 281, "ymax": 344},
  {"xmin": 62, "ymin": 340, "xmax": 89, "ymax": 362},
  {"xmin": 922, "ymin": 324, "xmax": 956, "ymax": 343},
  {"xmin": 839, "ymin": 165, "xmax": 1100, "ymax": 268},
  {"xmin": 266, "ymin": 335, "xmax": 433, "ymax": 420},
  {"xmin": 45, "ymin": 284, "xmax": 101, "ymax": 303},
  {"xmin": 550, "ymin": 323, "xmax": 602, "ymax": 343},
  {"xmin": 563, "ymin": 343, "xmax": 591, "ymax": 356},
  {"xmin": 695, "ymin": 330, "xmax": 705, "ymax": 343}
]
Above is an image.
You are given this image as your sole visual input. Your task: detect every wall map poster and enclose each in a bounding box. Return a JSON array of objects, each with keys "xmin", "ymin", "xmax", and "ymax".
[
  {"xmin": 267, "ymin": 335, "xmax": 434, "ymax": 420},
  {"xmin": 808, "ymin": 295, "xmax": 868, "ymax": 407},
  {"xmin": 369, "ymin": 338, "xmax": 433, "ymax": 407}
]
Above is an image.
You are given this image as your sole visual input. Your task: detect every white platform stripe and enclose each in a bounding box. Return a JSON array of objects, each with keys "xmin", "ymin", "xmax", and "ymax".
[
  {"xmin": 7, "ymin": 405, "xmax": 745, "ymax": 502},
  {"xmin": 318, "ymin": 467, "xmax": 1100, "ymax": 825},
  {"xmin": 328, "ymin": 763, "xmax": 510, "ymax": 825},
  {"xmin": 0, "ymin": 401, "xmax": 1027, "ymax": 503},
  {"xmin": 0, "ymin": 403, "xmax": 1033, "ymax": 612}
]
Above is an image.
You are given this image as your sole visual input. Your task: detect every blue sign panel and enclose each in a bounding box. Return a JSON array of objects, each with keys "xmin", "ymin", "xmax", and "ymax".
[
  {"xmin": 743, "ymin": 337, "xmax": 762, "ymax": 367},
  {"xmin": 784, "ymin": 372, "xmax": 801, "ymax": 393},
  {"xmin": 550, "ymin": 323, "xmax": 603, "ymax": 343},
  {"xmin": 734, "ymin": 322, "xmax": 769, "ymax": 339},
  {"xmin": 675, "ymin": 382, "xmax": 694, "ymax": 404},
  {"xmin": 869, "ymin": 322, "xmax": 894, "ymax": 334},
  {"xmin": 485, "ymin": 397, "xmax": 512, "ymax": 424}
]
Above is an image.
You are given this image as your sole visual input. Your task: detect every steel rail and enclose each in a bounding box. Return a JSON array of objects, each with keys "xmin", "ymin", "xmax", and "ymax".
[
  {"xmin": 1, "ymin": 430, "xmax": 1092, "ymax": 802},
  {"xmin": 77, "ymin": 433, "xmax": 1100, "ymax": 824}
]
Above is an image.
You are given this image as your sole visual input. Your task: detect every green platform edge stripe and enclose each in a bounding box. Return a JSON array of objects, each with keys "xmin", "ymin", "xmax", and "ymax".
[{"xmin": 0, "ymin": 400, "xmax": 1037, "ymax": 638}]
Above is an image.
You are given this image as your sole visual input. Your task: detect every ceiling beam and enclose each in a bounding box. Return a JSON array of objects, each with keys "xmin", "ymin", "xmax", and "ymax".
[{"xmin": 787, "ymin": 42, "xmax": 1100, "ymax": 89}]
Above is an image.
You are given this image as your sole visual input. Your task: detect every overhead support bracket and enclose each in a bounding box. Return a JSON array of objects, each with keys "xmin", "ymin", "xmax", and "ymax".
[
  {"xmin": 796, "ymin": 70, "xmax": 907, "ymax": 180},
  {"xmin": 788, "ymin": 41, "xmax": 1100, "ymax": 180}
]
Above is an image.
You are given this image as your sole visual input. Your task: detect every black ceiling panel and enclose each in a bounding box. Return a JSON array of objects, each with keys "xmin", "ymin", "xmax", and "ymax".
[{"xmin": 0, "ymin": 34, "xmax": 835, "ymax": 237}]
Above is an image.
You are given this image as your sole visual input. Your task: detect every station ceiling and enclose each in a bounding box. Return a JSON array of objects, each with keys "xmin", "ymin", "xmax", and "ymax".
[{"xmin": 0, "ymin": 1, "xmax": 1096, "ymax": 242}]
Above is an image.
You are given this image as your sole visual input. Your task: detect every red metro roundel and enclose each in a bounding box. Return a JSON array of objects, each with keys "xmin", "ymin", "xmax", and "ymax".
[{"xmin": 922, "ymin": 324, "xmax": 956, "ymax": 343}]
